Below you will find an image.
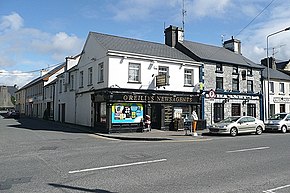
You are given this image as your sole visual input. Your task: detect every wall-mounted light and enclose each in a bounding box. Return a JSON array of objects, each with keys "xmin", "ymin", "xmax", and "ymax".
[
  {"xmin": 179, "ymin": 63, "xmax": 185, "ymax": 69},
  {"xmin": 120, "ymin": 56, "xmax": 127, "ymax": 64}
]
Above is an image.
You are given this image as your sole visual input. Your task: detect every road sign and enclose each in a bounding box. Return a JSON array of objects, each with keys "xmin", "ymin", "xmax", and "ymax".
[{"xmin": 208, "ymin": 89, "xmax": 216, "ymax": 99}]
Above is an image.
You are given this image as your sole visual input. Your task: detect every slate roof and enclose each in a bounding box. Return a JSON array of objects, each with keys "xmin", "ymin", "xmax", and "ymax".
[
  {"xmin": 262, "ymin": 67, "xmax": 290, "ymax": 81},
  {"xmin": 181, "ymin": 40, "xmax": 263, "ymax": 69},
  {"xmin": 90, "ymin": 32, "xmax": 197, "ymax": 62},
  {"xmin": 18, "ymin": 63, "xmax": 65, "ymax": 91}
]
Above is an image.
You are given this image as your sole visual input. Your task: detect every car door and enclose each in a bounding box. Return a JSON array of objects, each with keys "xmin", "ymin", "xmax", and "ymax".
[
  {"xmin": 286, "ymin": 114, "xmax": 290, "ymax": 130},
  {"xmin": 237, "ymin": 117, "xmax": 249, "ymax": 133},
  {"xmin": 246, "ymin": 117, "xmax": 257, "ymax": 132}
]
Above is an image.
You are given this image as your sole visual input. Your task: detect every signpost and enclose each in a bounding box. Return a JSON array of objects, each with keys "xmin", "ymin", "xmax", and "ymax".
[{"xmin": 208, "ymin": 89, "xmax": 216, "ymax": 125}]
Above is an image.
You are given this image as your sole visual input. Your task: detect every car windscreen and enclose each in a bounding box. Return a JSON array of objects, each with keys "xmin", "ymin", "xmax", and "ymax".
[
  {"xmin": 269, "ymin": 114, "xmax": 286, "ymax": 120},
  {"xmin": 219, "ymin": 117, "xmax": 240, "ymax": 123}
]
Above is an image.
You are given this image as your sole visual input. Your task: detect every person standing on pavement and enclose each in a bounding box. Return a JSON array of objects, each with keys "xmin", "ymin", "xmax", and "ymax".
[{"xmin": 192, "ymin": 110, "xmax": 198, "ymax": 135}]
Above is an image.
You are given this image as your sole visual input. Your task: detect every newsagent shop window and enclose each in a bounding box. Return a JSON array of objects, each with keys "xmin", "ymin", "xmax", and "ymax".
[{"xmin": 112, "ymin": 103, "xmax": 143, "ymax": 124}]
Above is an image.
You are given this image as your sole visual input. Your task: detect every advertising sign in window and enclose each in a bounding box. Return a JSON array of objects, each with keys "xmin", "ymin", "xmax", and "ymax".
[{"xmin": 112, "ymin": 103, "xmax": 143, "ymax": 123}]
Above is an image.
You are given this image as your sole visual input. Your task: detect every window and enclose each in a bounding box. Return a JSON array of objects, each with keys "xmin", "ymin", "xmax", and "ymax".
[
  {"xmin": 216, "ymin": 64, "xmax": 223, "ymax": 72},
  {"xmin": 184, "ymin": 69, "xmax": 193, "ymax": 85},
  {"xmin": 247, "ymin": 80, "xmax": 253, "ymax": 92},
  {"xmin": 280, "ymin": 104, "xmax": 285, "ymax": 113},
  {"xmin": 247, "ymin": 68, "xmax": 252, "ymax": 76},
  {"xmin": 79, "ymin": 71, "xmax": 84, "ymax": 88},
  {"xmin": 270, "ymin": 104, "xmax": 275, "ymax": 117},
  {"xmin": 216, "ymin": 77, "xmax": 223, "ymax": 90},
  {"xmin": 128, "ymin": 63, "xmax": 141, "ymax": 82},
  {"xmin": 88, "ymin": 67, "xmax": 93, "ymax": 85},
  {"xmin": 98, "ymin": 62, "xmax": 104, "ymax": 82},
  {"xmin": 59, "ymin": 79, "xmax": 63, "ymax": 93},
  {"xmin": 269, "ymin": 82, "xmax": 274, "ymax": 94},
  {"xmin": 214, "ymin": 103, "xmax": 224, "ymax": 123},
  {"xmin": 233, "ymin": 66, "xmax": 238, "ymax": 74},
  {"xmin": 232, "ymin": 78, "xmax": 239, "ymax": 91},
  {"xmin": 231, "ymin": 104, "xmax": 241, "ymax": 116},
  {"xmin": 247, "ymin": 104, "xmax": 256, "ymax": 117},
  {"xmin": 279, "ymin": 83, "xmax": 285, "ymax": 94},
  {"xmin": 158, "ymin": 66, "xmax": 169, "ymax": 84},
  {"xmin": 70, "ymin": 74, "xmax": 74, "ymax": 90}
]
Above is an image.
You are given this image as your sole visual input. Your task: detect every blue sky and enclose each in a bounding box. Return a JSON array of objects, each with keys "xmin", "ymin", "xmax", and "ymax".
[{"xmin": 1, "ymin": 0, "xmax": 290, "ymax": 87}]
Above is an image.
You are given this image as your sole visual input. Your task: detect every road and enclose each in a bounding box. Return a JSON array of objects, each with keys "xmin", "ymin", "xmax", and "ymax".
[{"xmin": 1, "ymin": 116, "xmax": 290, "ymax": 193}]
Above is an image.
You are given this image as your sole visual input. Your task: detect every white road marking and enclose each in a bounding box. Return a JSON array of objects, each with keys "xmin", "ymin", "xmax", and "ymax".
[
  {"xmin": 226, "ymin": 146, "xmax": 270, "ymax": 153},
  {"xmin": 68, "ymin": 158, "xmax": 167, "ymax": 174},
  {"xmin": 263, "ymin": 184, "xmax": 290, "ymax": 193}
]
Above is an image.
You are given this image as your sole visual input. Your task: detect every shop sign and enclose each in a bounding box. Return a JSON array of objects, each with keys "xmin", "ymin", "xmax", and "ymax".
[
  {"xmin": 273, "ymin": 97, "xmax": 290, "ymax": 103},
  {"xmin": 112, "ymin": 93, "xmax": 198, "ymax": 103},
  {"xmin": 156, "ymin": 74, "xmax": 167, "ymax": 87}
]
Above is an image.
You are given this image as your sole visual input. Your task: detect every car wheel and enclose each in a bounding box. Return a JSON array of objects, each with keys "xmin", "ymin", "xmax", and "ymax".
[
  {"xmin": 230, "ymin": 128, "xmax": 238, "ymax": 137},
  {"xmin": 256, "ymin": 126, "xmax": 263, "ymax": 135},
  {"xmin": 281, "ymin": 126, "xmax": 287, "ymax": 133}
]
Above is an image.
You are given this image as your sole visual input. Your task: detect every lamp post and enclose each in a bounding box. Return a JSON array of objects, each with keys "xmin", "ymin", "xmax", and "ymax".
[{"xmin": 266, "ymin": 27, "xmax": 290, "ymax": 119}]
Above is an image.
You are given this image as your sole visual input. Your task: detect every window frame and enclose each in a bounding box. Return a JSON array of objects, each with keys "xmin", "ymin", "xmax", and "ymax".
[
  {"xmin": 79, "ymin": 71, "xmax": 84, "ymax": 88},
  {"xmin": 232, "ymin": 78, "xmax": 239, "ymax": 92},
  {"xmin": 128, "ymin": 63, "xmax": 141, "ymax": 83},
  {"xmin": 98, "ymin": 62, "xmax": 104, "ymax": 83},
  {"xmin": 247, "ymin": 80, "xmax": 253, "ymax": 93},
  {"xmin": 88, "ymin": 67, "xmax": 93, "ymax": 85},
  {"xmin": 184, "ymin": 69, "xmax": 193, "ymax": 86},
  {"xmin": 279, "ymin": 82, "xmax": 285, "ymax": 94},
  {"xmin": 216, "ymin": 77, "xmax": 223, "ymax": 90}
]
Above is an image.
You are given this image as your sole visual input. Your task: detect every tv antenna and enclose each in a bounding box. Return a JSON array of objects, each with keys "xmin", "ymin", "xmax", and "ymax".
[
  {"xmin": 182, "ymin": 0, "xmax": 187, "ymax": 33},
  {"xmin": 264, "ymin": 44, "xmax": 286, "ymax": 58}
]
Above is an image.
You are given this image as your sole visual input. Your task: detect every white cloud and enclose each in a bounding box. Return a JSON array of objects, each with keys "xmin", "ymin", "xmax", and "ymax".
[
  {"xmin": 239, "ymin": 3, "xmax": 290, "ymax": 63},
  {"xmin": 188, "ymin": 0, "xmax": 231, "ymax": 18},
  {"xmin": 0, "ymin": 70, "xmax": 35, "ymax": 87},
  {"xmin": 0, "ymin": 12, "xmax": 84, "ymax": 86},
  {"xmin": 0, "ymin": 12, "xmax": 23, "ymax": 32}
]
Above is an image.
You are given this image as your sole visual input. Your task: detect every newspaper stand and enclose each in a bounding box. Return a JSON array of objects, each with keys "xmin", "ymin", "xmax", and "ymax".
[{"xmin": 184, "ymin": 117, "xmax": 193, "ymax": 135}]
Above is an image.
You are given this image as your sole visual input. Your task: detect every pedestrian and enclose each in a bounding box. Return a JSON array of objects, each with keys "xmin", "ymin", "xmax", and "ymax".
[
  {"xmin": 192, "ymin": 110, "xmax": 198, "ymax": 136},
  {"xmin": 144, "ymin": 115, "xmax": 151, "ymax": 131}
]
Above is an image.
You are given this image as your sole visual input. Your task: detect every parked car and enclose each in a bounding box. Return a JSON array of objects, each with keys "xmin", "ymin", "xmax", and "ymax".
[
  {"xmin": 208, "ymin": 116, "xmax": 265, "ymax": 137},
  {"xmin": 264, "ymin": 113, "xmax": 290, "ymax": 133},
  {"xmin": 6, "ymin": 110, "xmax": 20, "ymax": 119}
]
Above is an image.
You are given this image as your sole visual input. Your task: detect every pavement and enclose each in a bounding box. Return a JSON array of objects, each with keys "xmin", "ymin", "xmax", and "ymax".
[{"xmin": 95, "ymin": 129, "xmax": 210, "ymax": 141}]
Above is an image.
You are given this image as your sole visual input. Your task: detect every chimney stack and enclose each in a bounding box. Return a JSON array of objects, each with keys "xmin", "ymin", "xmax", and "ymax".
[
  {"xmin": 164, "ymin": 25, "xmax": 184, "ymax": 47},
  {"xmin": 223, "ymin": 36, "xmax": 242, "ymax": 54}
]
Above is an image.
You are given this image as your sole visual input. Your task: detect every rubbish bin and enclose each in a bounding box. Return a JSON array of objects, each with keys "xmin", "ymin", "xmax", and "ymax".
[{"xmin": 197, "ymin": 119, "xmax": 206, "ymax": 130}]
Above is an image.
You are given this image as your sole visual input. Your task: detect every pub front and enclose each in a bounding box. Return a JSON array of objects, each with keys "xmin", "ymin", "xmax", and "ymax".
[{"xmin": 92, "ymin": 88, "xmax": 202, "ymax": 133}]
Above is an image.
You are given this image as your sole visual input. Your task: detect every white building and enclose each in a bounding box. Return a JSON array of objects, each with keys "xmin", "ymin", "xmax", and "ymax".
[{"xmin": 57, "ymin": 32, "xmax": 203, "ymax": 133}]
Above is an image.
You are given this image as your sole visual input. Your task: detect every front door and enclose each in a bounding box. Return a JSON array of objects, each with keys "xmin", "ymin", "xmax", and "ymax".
[{"xmin": 151, "ymin": 104, "xmax": 161, "ymax": 129}]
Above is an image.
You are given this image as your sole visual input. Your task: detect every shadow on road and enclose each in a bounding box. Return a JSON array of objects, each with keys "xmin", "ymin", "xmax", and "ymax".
[
  {"xmin": 1, "ymin": 115, "xmax": 93, "ymax": 134},
  {"xmin": 48, "ymin": 183, "xmax": 117, "ymax": 193}
]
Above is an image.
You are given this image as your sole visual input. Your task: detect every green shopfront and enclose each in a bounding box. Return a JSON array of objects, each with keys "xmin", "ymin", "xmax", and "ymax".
[{"xmin": 91, "ymin": 88, "xmax": 201, "ymax": 133}]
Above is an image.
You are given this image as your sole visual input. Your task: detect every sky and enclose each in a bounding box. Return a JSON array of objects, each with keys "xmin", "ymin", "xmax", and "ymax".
[{"xmin": 1, "ymin": 0, "xmax": 290, "ymax": 87}]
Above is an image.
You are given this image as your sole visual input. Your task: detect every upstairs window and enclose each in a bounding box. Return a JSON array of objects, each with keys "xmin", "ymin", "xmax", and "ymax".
[
  {"xmin": 247, "ymin": 80, "xmax": 253, "ymax": 93},
  {"xmin": 233, "ymin": 66, "xmax": 238, "ymax": 74},
  {"xmin": 269, "ymin": 82, "xmax": 274, "ymax": 94},
  {"xmin": 216, "ymin": 64, "xmax": 223, "ymax": 73},
  {"xmin": 79, "ymin": 71, "xmax": 84, "ymax": 88},
  {"xmin": 70, "ymin": 74, "xmax": 74, "ymax": 90},
  {"xmin": 98, "ymin": 62, "xmax": 104, "ymax": 83},
  {"xmin": 279, "ymin": 83, "xmax": 285, "ymax": 94},
  {"xmin": 88, "ymin": 67, "xmax": 93, "ymax": 85},
  {"xmin": 247, "ymin": 68, "xmax": 253, "ymax": 76},
  {"xmin": 59, "ymin": 79, "xmax": 63, "ymax": 93},
  {"xmin": 128, "ymin": 63, "xmax": 140, "ymax": 82},
  {"xmin": 184, "ymin": 69, "xmax": 193, "ymax": 85},
  {"xmin": 216, "ymin": 77, "xmax": 223, "ymax": 90},
  {"xmin": 232, "ymin": 78, "xmax": 239, "ymax": 91},
  {"xmin": 158, "ymin": 66, "xmax": 169, "ymax": 85}
]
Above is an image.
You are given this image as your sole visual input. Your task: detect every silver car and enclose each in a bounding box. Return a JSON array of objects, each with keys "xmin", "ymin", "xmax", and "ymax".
[
  {"xmin": 209, "ymin": 116, "xmax": 265, "ymax": 137},
  {"xmin": 264, "ymin": 113, "xmax": 290, "ymax": 133}
]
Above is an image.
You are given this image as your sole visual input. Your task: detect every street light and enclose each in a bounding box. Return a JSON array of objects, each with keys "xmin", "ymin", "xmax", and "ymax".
[{"xmin": 266, "ymin": 27, "xmax": 290, "ymax": 119}]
